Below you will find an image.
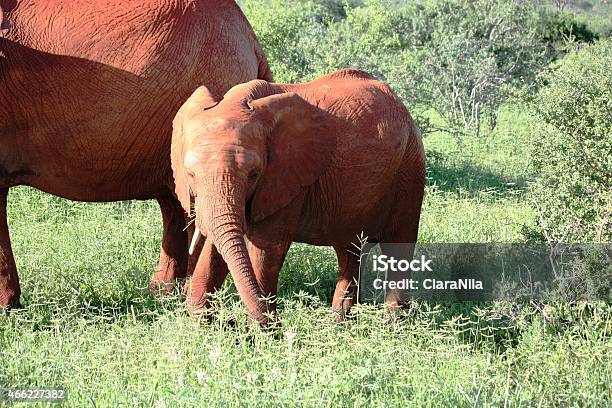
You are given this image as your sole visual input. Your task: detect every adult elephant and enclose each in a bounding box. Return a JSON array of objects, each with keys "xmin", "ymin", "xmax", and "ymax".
[{"xmin": 0, "ymin": 0, "xmax": 272, "ymax": 308}]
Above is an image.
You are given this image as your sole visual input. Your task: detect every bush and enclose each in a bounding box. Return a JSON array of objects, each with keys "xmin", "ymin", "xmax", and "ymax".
[
  {"xmin": 526, "ymin": 39, "xmax": 611, "ymax": 242},
  {"xmin": 402, "ymin": 0, "xmax": 548, "ymax": 133},
  {"xmin": 539, "ymin": 9, "xmax": 598, "ymax": 53},
  {"xmin": 243, "ymin": 0, "xmax": 437, "ymax": 130},
  {"xmin": 241, "ymin": 0, "xmax": 333, "ymax": 82},
  {"xmin": 243, "ymin": 0, "xmax": 600, "ymax": 135}
]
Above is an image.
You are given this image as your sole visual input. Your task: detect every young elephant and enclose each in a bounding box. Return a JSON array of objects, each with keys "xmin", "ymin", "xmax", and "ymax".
[{"xmin": 172, "ymin": 68, "xmax": 425, "ymax": 325}]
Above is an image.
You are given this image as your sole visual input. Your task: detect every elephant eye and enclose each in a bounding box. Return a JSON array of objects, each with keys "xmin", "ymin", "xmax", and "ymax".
[{"xmin": 248, "ymin": 170, "xmax": 259, "ymax": 181}]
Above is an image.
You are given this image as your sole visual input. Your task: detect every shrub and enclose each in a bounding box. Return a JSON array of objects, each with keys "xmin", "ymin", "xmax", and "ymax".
[
  {"xmin": 398, "ymin": 0, "xmax": 588, "ymax": 134},
  {"xmin": 539, "ymin": 9, "xmax": 598, "ymax": 53},
  {"xmin": 243, "ymin": 0, "xmax": 600, "ymax": 135},
  {"xmin": 241, "ymin": 0, "xmax": 332, "ymax": 82},
  {"xmin": 289, "ymin": 0, "xmax": 557, "ymax": 134},
  {"xmin": 526, "ymin": 39, "xmax": 611, "ymax": 242}
]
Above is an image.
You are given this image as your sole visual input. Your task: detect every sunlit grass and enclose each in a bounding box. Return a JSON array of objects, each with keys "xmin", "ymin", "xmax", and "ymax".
[{"xmin": 1, "ymin": 106, "xmax": 609, "ymax": 406}]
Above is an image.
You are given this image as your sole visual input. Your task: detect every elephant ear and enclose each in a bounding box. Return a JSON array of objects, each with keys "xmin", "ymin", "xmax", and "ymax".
[
  {"xmin": 249, "ymin": 92, "xmax": 337, "ymax": 223},
  {"xmin": 171, "ymin": 86, "xmax": 219, "ymax": 213}
]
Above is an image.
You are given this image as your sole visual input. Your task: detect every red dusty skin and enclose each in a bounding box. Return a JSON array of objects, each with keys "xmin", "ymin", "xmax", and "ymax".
[
  {"xmin": 0, "ymin": 0, "xmax": 273, "ymax": 308},
  {"xmin": 172, "ymin": 68, "xmax": 426, "ymax": 323},
  {"xmin": 0, "ymin": 6, "xmax": 10, "ymax": 37}
]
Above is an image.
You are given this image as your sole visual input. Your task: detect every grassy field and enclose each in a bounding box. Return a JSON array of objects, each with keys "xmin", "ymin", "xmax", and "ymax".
[{"xmin": 1, "ymin": 106, "xmax": 610, "ymax": 407}]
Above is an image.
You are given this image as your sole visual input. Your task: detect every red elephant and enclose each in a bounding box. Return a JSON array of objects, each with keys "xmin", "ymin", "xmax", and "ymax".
[
  {"xmin": 171, "ymin": 69, "xmax": 426, "ymax": 325},
  {"xmin": 0, "ymin": 0, "xmax": 272, "ymax": 308}
]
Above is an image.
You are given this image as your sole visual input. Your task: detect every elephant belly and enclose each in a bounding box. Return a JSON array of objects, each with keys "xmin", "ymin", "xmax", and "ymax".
[
  {"xmin": 292, "ymin": 101, "xmax": 410, "ymax": 246},
  {"xmin": 10, "ymin": 128, "xmax": 170, "ymax": 202},
  {"xmin": 295, "ymin": 170, "xmax": 397, "ymax": 246},
  {"xmin": 23, "ymin": 173, "xmax": 164, "ymax": 202},
  {"xmin": 16, "ymin": 145, "xmax": 169, "ymax": 202}
]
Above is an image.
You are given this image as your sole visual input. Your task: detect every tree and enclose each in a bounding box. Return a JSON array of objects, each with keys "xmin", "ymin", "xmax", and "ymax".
[{"xmin": 527, "ymin": 39, "xmax": 611, "ymax": 242}]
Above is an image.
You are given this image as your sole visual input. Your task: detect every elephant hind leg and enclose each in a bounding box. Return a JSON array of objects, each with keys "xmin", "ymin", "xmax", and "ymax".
[
  {"xmin": 332, "ymin": 247, "xmax": 360, "ymax": 321},
  {"xmin": 0, "ymin": 188, "xmax": 21, "ymax": 309},
  {"xmin": 149, "ymin": 196, "xmax": 188, "ymax": 294},
  {"xmin": 379, "ymin": 171, "xmax": 425, "ymax": 310}
]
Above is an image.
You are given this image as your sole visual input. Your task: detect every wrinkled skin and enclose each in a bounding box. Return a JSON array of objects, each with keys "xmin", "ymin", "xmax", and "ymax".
[
  {"xmin": 172, "ymin": 69, "xmax": 426, "ymax": 325},
  {"xmin": 0, "ymin": 0, "xmax": 272, "ymax": 308}
]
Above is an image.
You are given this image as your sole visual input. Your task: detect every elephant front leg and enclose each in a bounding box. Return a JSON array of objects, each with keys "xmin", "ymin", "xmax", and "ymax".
[
  {"xmin": 0, "ymin": 188, "xmax": 21, "ymax": 309},
  {"xmin": 185, "ymin": 239, "xmax": 229, "ymax": 317},
  {"xmin": 247, "ymin": 240, "xmax": 291, "ymax": 318},
  {"xmin": 245, "ymin": 197, "xmax": 302, "ymax": 322},
  {"xmin": 149, "ymin": 196, "xmax": 189, "ymax": 293}
]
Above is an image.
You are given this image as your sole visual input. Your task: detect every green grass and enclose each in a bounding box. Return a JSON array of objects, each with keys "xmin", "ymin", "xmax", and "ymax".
[{"xmin": 1, "ymin": 106, "xmax": 610, "ymax": 406}]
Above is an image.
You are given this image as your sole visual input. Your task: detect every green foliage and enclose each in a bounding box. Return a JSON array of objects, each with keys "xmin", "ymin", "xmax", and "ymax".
[
  {"xmin": 399, "ymin": 0, "xmax": 551, "ymax": 133},
  {"xmin": 241, "ymin": 0, "xmax": 331, "ymax": 83},
  {"xmin": 420, "ymin": 110, "xmax": 534, "ymax": 243},
  {"xmin": 243, "ymin": 0, "xmax": 599, "ymax": 135},
  {"xmin": 526, "ymin": 39, "xmax": 612, "ymax": 242},
  {"xmin": 2, "ymin": 293, "xmax": 610, "ymax": 405},
  {"xmin": 549, "ymin": 245, "xmax": 612, "ymax": 301},
  {"xmin": 539, "ymin": 9, "xmax": 599, "ymax": 49}
]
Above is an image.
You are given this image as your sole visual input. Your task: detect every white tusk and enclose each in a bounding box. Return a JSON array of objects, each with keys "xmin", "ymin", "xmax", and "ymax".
[{"xmin": 189, "ymin": 227, "xmax": 201, "ymax": 255}]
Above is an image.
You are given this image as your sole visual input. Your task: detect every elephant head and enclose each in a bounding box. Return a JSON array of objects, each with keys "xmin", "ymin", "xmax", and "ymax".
[{"xmin": 171, "ymin": 81, "xmax": 336, "ymax": 324}]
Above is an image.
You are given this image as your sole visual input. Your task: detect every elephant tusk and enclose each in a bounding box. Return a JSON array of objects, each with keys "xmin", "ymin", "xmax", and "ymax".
[{"xmin": 189, "ymin": 227, "xmax": 201, "ymax": 256}]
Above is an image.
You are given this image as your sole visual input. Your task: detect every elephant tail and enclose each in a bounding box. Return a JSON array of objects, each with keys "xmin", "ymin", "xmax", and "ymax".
[
  {"xmin": 253, "ymin": 32, "xmax": 274, "ymax": 82},
  {"xmin": 254, "ymin": 41, "xmax": 273, "ymax": 82}
]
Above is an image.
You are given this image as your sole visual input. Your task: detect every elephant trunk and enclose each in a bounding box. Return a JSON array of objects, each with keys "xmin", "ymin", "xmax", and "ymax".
[{"xmin": 197, "ymin": 178, "xmax": 269, "ymax": 325}]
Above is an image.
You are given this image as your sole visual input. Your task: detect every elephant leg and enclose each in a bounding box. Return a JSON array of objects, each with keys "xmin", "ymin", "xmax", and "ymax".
[
  {"xmin": 149, "ymin": 196, "xmax": 188, "ymax": 293},
  {"xmin": 185, "ymin": 239, "xmax": 229, "ymax": 316},
  {"xmin": 0, "ymin": 188, "xmax": 21, "ymax": 309},
  {"xmin": 332, "ymin": 247, "xmax": 360, "ymax": 321},
  {"xmin": 248, "ymin": 240, "xmax": 291, "ymax": 316},
  {"xmin": 380, "ymin": 174, "xmax": 424, "ymax": 310},
  {"xmin": 378, "ymin": 243, "xmax": 416, "ymax": 310}
]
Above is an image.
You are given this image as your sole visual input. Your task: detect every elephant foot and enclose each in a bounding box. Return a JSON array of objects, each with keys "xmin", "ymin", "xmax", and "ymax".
[
  {"xmin": 184, "ymin": 277, "xmax": 217, "ymax": 318},
  {"xmin": 186, "ymin": 303, "xmax": 239, "ymax": 329},
  {"xmin": 186, "ymin": 299, "xmax": 214, "ymax": 320},
  {"xmin": 146, "ymin": 277, "xmax": 177, "ymax": 297},
  {"xmin": 383, "ymin": 301, "xmax": 409, "ymax": 324},
  {"xmin": 332, "ymin": 279, "xmax": 357, "ymax": 322},
  {"xmin": 248, "ymin": 314, "xmax": 281, "ymax": 337},
  {"xmin": 0, "ymin": 277, "xmax": 21, "ymax": 311},
  {"xmin": 146, "ymin": 263, "xmax": 186, "ymax": 296},
  {"xmin": 332, "ymin": 302, "xmax": 355, "ymax": 322},
  {"xmin": 0, "ymin": 302, "xmax": 23, "ymax": 316}
]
